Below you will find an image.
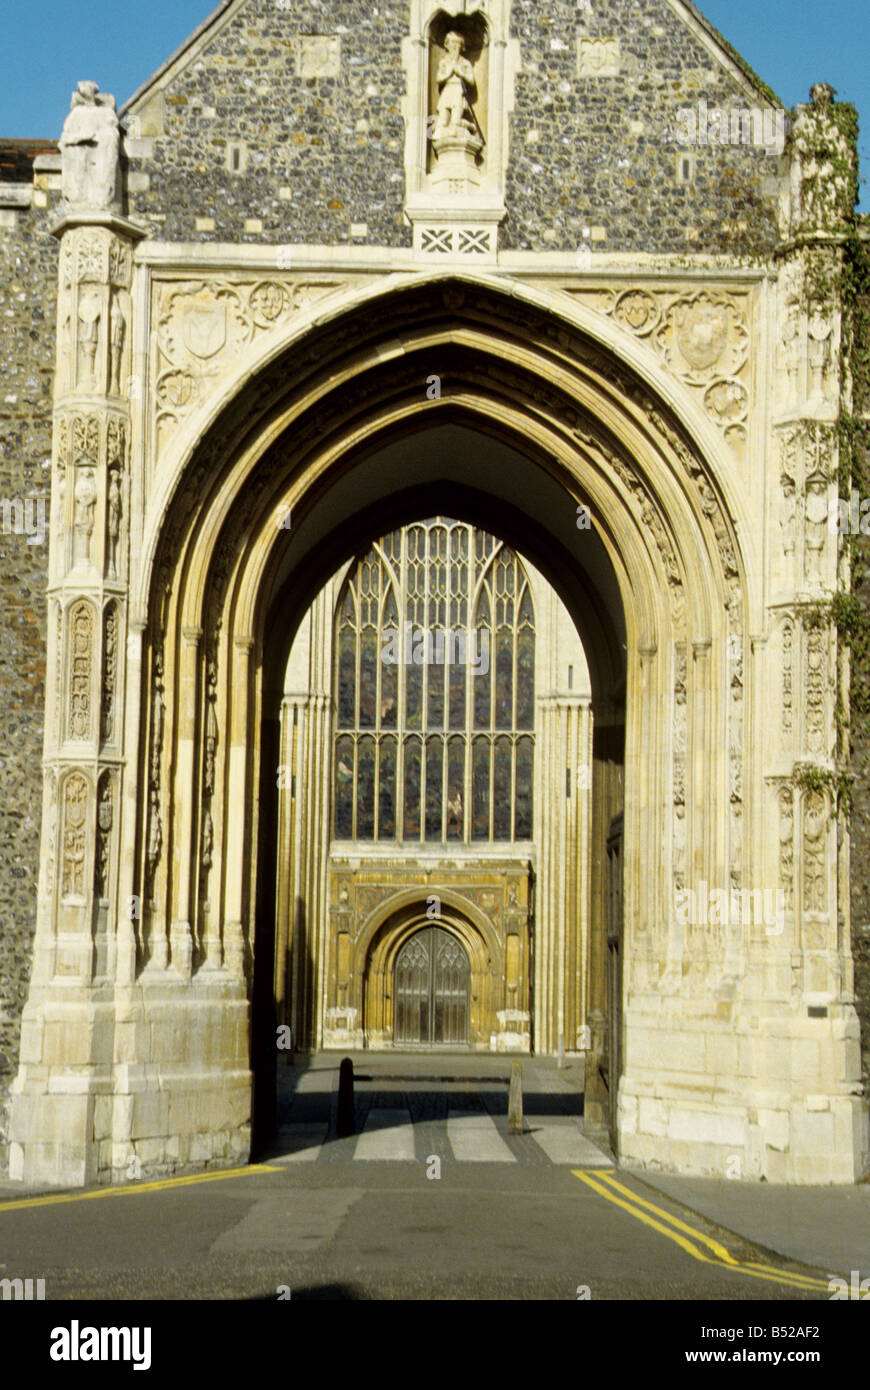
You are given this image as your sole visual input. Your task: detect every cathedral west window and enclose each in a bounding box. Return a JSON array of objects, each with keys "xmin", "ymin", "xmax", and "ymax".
[{"xmin": 333, "ymin": 518, "xmax": 535, "ymax": 843}]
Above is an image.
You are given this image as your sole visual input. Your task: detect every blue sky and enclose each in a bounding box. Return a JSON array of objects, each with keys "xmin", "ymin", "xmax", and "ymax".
[{"xmin": 0, "ymin": 0, "xmax": 867, "ymax": 208}]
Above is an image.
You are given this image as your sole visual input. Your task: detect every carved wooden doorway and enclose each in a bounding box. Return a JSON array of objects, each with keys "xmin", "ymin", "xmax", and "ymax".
[{"xmin": 394, "ymin": 927, "xmax": 470, "ymax": 1046}]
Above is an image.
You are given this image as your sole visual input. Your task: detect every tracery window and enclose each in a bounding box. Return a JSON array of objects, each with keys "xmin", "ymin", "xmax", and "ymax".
[{"xmin": 333, "ymin": 518, "xmax": 535, "ymax": 843}]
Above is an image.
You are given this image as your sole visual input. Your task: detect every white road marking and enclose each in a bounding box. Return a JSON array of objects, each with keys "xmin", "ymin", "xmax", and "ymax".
[
  {"xmin": 446, "ymin": 1111, "xmax": 516, "ymax": 1162},
  {"xmin": 354, "ymin": 1109, "xmax": 417, "ymax": 1161}
]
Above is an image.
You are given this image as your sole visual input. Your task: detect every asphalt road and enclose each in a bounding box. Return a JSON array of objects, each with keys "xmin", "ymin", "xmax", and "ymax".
[{"xmin": 0, "ymin": 1055, "xmax": 832, "ymax": 1302}]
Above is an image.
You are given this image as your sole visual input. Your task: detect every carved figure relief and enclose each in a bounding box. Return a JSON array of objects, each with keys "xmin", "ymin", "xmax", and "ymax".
[
  {"xmin": 807, "ymin": 311, "xmax": 833, "ymax": 402},
  {"xmin": 779, "ymin": 471, "xmax": 797, "ymax": 566},
  {"xmin": 73, "ymin": 468, "xmax": 98, "ymax": 568},
  {"xmin": 781, "ymin": 301, "xmax": 803, "ymax": 390},
  {"xmin": 109, "ymin": 296, "xmax": 126, "ymax": 395},
  {"xmin": 61, "ymin": 773, "xmax": 88, "ymax": 899},
  {"xmin": 76, "ymin": 291, "xmax": 101, "ymax": 388},
  {"xmin": 804, "ymin": 471, "xmax": 829, "ymax": 586},
  {"xmin": 59, "ymin": 81, "xmax": 121, "ymax": 213},
  {"xmin": 106, "ymin": 468, "xmax": 122, "ymax": 579},
  {"xmin": 68, "ymin": 600, "xmax": 94, "ymax": 741}
]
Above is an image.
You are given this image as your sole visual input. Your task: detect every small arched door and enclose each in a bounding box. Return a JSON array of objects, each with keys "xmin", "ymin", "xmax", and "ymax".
[{"xmin": 394, "ymin": 927, "xmax": 470, "ymax": 1046}]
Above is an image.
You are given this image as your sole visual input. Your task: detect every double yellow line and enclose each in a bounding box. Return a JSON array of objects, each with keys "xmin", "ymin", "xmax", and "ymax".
[
  {"xmin": 0, "ymin": 1163, "xmax": 283, "ymax": 1215},
  {"xmin": 572, "ymin": 1169, "xmax": 830, "ymax": 1294}
]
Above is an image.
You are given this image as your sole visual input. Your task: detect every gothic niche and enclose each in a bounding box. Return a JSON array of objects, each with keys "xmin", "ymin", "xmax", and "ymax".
[{"xmin": 427, "ymin": 11, "xmax": 489, "ymax": 192}]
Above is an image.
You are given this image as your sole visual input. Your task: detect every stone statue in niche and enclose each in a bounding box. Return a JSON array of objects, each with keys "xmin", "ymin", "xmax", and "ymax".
[
  {"xmin": 60, "ymin": 81, "xmax": 122, "ymax": 214},
  {"xmin": 77, "ymin": 292, "xmax": 101, "ymax": 387},
  {"xmin": 73, "ymin": 468, "xmax": 98, "ymax": 567},
  {"xmin": 804, "ymin": 472, "xmax": 829, "ymax": 586},
  {"xmin": 435, "ymin": 33, "xmax": 478, "ymax": 138},
  {"xmin": 109, "ymin": 297, "xmax": 126, "ymax": 396},
  {"xmin": 107, "ymin": 467, "xmax": 121, "ymax": 578},
  {"xmin": 431, "ymin": 31, "xmax": 484, "ymax": 191}
]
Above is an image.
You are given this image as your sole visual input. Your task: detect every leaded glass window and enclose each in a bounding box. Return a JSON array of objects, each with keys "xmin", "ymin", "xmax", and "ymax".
[{"xmin": 332, "ymin": 518, "xmax": 535, "ymax": 842}]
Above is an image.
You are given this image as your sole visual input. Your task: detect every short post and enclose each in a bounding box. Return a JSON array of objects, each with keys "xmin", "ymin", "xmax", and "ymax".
[
  {"xmin": 508, "ymin": 1059, "xmax": 524, "ymax": 1134},
  {"xmin": 337, "ymin": 1056, "xmax": 356, "ymax": 1137},
  {"xmin": 557, "ymin": 1032, "xmax": 566, "ymax": 1070}
]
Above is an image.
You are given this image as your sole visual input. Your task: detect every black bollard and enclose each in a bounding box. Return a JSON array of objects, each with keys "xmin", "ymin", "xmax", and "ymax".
[{"xmin": 336, "ymin": 1057, "xmax": 356, "ymax": 1137}]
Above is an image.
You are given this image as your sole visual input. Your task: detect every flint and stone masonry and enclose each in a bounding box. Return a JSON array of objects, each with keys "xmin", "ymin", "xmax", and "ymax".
[{"xmin": 0, "ymin": 0, "xmax": 868, "ymax": 1185}]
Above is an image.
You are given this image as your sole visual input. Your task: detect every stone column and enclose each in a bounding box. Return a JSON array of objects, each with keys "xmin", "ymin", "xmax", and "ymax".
[{"xmin": 9, "ymin": 143, "xmax": 144, "ymax": 1181}]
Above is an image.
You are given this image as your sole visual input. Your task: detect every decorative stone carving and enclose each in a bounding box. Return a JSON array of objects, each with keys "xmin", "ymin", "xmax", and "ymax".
[
  {"xmin": 43, "ymin": 771, "xmax": 58, "ymax": 900},
  {"xmin": 152, "ymin": 278, "xmax": 348, "ymax": 452},
  {"xmin": 147, "ymin": 648, "xmax": 165, "ymax": 884},
  {"xmin": 297, "ymin": 35, "xmax": 341, "ymax": 79},
  {"xmin": 76, "ymin": 290, "xmax": 101, "ymax": 387},
  {"xmin": 59, "ymin": 82, "xmax": 122, "ymax": 214},
  {"xmin": 656, "ymin": 293, "xmax": 748, "ymax": 385},
  {"xmin": 101, "ymin": 605, "xmax": 117, "ymax": 744},
  {"xmin": 200, "ymin": 657, "xmax": 218, "ymax": 883},
  {"xmin": 807, "ymin": 311, "xmax": 833, "ymax": 402},
  {"xmin": 61, "ymin": 773, "xmax": 88, "ymax": 900},
  {"xmin": 804, "ymin": 622, "xmax": 827, "ymax": 757},
  {"xmin": 613, "ymin": 289, "xmax": 659, "ymax": 335},
  {"xmin": 435, "ymin": 32, "xmax": 478, "ymax": 139},
  {"xmin": 673, "ymin": 646, "xmax": 687, "ymax": 896},
  {"xmin": 428, "ymin": 26, "xmax": 485, "ymax": 192},
  {"xmin": 802, "ymin": 790, "xmax": 827, "ymax": 914},
  {"xmin": 250, "ymin": 281, "xmax": 289, "ymax": 326},
  {"xmin": 703, "ymin": 379, "xmax": 748, "ymax": 426},
  {"xmin": 109, "ymin": 296, "xmax": 126, "ymax": 396},
  {"xmin": 578, "ymin": 38, "xmax": 620, "ymax": 77},
  {"xmin": 68, "ymin": 600, "xmax": 94, "ymax": 741},
  {"xmin": 576, "ymin": 427, "xmax": 686, "ymax": 634},
  {"xmin": 95, "ymin": 775, "xmax": 113, "ymax": 898},
  {"xmin": 106, "ymin": 468, "xmax": 122, "ymax": 579},
  {"xmin": 781, "ymin": 300, "xmax": 803, "ymax": 390},
  {"xmin": 782, "ymin": 619, "xmax": 793, "ymax": 741},
  {"xmin": 72, "ymin": 414, "xmax": 99, "ymax": 466},
  {"xmin": 778, "ymin": 785, "xmax": 794, "ymax": 911},
  {"xmin": 567, "ymin": 284, "xmax": 751, "ymax": 447},
  {"xmin": 73, "ymin": 468, "xmax": 97, "ymax": 568},
  {"xmin": 804, "ymin": 470, "xmax": 829, "ymax": 586}
]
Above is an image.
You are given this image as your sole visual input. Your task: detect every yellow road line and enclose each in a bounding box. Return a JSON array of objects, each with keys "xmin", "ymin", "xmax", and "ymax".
[
  {"xmin": 572, "ymin": 1169, "xmax": 829, "ymax": 1294},
  {"xmin": 593, "ymin": 1170, "xmax": 740, "ymax": 1265},
  {"xmin": 0, "ymin": 1164, "xmax": 282, "ymax": 1214}
]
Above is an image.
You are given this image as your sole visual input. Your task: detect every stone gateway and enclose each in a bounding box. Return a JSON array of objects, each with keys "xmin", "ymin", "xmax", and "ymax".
[{"xmin": 0, "ymin": 0, "xmax": 868, "ymax": 1189}]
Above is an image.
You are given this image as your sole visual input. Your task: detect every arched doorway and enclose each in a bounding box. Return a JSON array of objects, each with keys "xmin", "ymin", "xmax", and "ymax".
[
  {"xmin": 17, "ymin": 270, "xmax": 864, "ymax": 1188},
  {"xmin": 394, "ymin": 926, "xmax": 470, "ymax": 1048}
]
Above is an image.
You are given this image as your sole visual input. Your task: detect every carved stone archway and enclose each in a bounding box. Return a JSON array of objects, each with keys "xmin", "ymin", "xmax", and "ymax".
[
  {"xmin": 11, "ymin": 270, "xmax": 866, "ymax": 1188},
  {"xmin": 360, "ymin": 897, "xmax": 496, "ymax": 1050}
]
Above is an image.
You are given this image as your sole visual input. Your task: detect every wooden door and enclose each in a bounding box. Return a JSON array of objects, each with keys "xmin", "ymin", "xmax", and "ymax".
[{"xmin": 394, "ymin": 927, "xmax": 469, "ymax": 1046}]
